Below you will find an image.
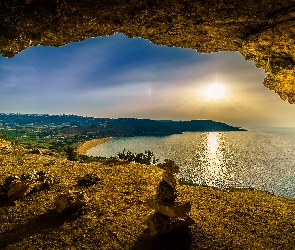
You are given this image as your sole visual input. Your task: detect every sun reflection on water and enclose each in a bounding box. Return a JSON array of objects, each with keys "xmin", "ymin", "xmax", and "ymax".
[
  {"xmin": 208, "ymin": 132, "xmax": 219, "ymax": 154},
  {"xmin": 204, "ymin": 132, "xmax": 227, "ymax": 187}
]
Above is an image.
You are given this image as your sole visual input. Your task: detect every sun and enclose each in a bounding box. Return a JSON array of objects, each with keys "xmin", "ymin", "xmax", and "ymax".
[{"xmin": 206, "ymin": 83, "xmax": 225, "ymax": 100}]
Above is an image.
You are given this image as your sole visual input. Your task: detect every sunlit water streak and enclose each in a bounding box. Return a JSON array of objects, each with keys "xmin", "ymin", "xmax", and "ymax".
[{"xmin": 88, "ymin": 128, "xmax": 295, "ymax": 198}]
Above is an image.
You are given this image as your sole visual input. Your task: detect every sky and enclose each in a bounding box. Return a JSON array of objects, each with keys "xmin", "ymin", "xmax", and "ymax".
[{"xmin": 0, "ymin": 33, "xmax": 295, "ymax": 128}]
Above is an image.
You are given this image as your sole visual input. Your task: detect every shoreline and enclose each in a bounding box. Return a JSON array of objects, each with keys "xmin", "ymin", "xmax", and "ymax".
[{"xmin": 77, "ymin": 137, "xmax": 111, "ymax": 155}]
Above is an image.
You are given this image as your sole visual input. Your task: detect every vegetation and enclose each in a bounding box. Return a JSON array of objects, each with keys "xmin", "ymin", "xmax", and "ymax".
[
  {"xmin": 64, "ymin": 146, "xmax": 79, "ymax": 161},
  {"xmin": 0, "ymin": 132, "xmax": 10, "ymax": 141},
  {"xmin": 0, "ymin": 113, "xmax": 245, "ymax": 153},
  {"xmin": 117, "ymin": 149, "xmax": 159, "ymax": 165},
  {"xmin": 78, "ymin": 155, "xmax": 106, "ymax": 162}
]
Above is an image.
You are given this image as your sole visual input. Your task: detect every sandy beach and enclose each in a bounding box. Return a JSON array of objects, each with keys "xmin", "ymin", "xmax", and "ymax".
[{"xmin": 77, "ymin": 137, "xmax": 111, "ymax": 155}]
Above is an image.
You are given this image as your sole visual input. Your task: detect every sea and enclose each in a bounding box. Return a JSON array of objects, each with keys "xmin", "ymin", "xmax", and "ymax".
[{"xmin": 87, "ymin": 128, "xmax": 295, "ymax": 199}]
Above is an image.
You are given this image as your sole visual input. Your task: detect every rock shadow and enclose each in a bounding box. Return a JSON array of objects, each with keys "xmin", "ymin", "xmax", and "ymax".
[
  {"xmin": 0, "ymin": 209, "xmax": 69, "ymax": 249},
  {"xmin": 131, "ymin": 227, "xmax": 193, "ymax": 250},
  {"xmin": 0, "ymin": 198, "xmax": 15, "ymax": 207}
]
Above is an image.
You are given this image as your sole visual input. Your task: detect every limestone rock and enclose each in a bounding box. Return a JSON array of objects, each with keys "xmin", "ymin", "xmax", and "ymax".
[
  {"xmin": 156, "ymin": 160, "xmax": 180, "ymax": 201},
  {"xmin": 2, "ymin": 1, "xmax": 295, "ymax": 102},
  {"xmin": 4, "ymin": 175, "xmax": 21, "ymax": 190},
  {"xmin": 147, "ymin": 199, "xmax": 191, "ymax": 218},
  {"xmin": 156, "ymin": 179, "xmax": 177, "ymax": 201},
  {"xmin": 19, "ymin": 170, "xmax": 40, "ymax": 181},
  {"xmin": 162, "ymin": 170, "xmax": 178, "ymax": 188},
  {"xmin": 2, "ymin": 171, "xmax": 54, "ymax": 201},
  {"xmin": 55, "ymin": 191, "xmax": 89, "ymax": 214},
  {"xmin": 157, "ymin": 159, "xmax": 180, "ymax": 174},
  {"xmin": 37, "ymin": 171, "xmax": 54, "ymax": 187},
  {"xmin": 7, "ymin": 180, "xmax": 35, "ymax": 201},
  {"xmin": 148, "ymin": 212, "xmax": 194, "ymax": 236}
]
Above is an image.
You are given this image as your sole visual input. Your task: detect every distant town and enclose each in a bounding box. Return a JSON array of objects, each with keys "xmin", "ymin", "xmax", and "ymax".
[{"xmin": 0, "ymin": 113, "xmax": 246, "ymax": 151}]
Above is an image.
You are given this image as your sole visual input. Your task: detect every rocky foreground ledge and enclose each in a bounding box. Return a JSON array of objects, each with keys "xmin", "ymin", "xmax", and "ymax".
[{"xmin": 0, "ymin": 141, "xmax": 294, "ymax": 249}]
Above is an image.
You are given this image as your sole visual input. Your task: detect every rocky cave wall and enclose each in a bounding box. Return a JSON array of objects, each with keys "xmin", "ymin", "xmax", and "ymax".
[{"xmin": 1, "ymin": 0, "xmax": 295, "ymax": 103}]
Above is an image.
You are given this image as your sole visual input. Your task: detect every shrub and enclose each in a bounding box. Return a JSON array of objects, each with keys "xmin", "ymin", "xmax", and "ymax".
[
  {"xmin": 64, "ymin": 146, "xmax": 78, "ymax": 161},
  {"xmin": 117, "ymin": 149, "xmax": 159, "ymax": 165},
  {"xmin": 79, "ymin": 155, "xmax": 106, "ymax": 163},
  {"xmin": 0, "ymin": 132, "xmax": 10, "ymax": 141}
]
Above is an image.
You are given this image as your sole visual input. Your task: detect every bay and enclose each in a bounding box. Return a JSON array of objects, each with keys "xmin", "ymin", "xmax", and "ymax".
[{"xmin": 87, "ymin": 128, "xmax": 295, "ymax": 198}]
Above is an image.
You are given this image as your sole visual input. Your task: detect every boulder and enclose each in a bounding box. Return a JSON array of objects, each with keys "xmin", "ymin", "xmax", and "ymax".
[
  {"xmin": 19, "ymin": 170, "xmax": 40, "ymax": 181},
  {"xmin": 2, "ymin": 171, "xmax": 54, "ymax": 201},
  {"xmin": 55, "ymin": 191, "xmax": 89, "ymax": 214},
  {"xmin": 4, "ymin": 175, "xmax": 21, "ymax": 190},
  {"xmin": 147, "ymin": 212, "xmax": 194, "ymax": 236},
  {"xmin": 7, "ymin": 180, "xmax": 35, "ymax": 201},
  {"xmin": 37, "ymin": 171, "xmax": 54, "ymax": 187},
  {"xmin": 147, "ymin": 199, "xmax": 191, "ymax": 217},
  {"xmin": 162, "ymin": 171, "xmax": 177, "ymax": 188}
]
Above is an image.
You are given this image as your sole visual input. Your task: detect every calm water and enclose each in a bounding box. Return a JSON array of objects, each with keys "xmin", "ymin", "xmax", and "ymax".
[{"xmin": 88, "ymin": 128, "xmax": 295, "ymax": 198}]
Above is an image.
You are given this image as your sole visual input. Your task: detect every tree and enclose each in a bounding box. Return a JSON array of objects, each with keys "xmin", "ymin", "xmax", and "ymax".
[{"xmin": 64, "ymin": 146, "xmax": 78, "ymax": 161}]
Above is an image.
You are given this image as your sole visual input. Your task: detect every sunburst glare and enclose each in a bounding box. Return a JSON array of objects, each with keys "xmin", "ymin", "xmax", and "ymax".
[{"xmin": 206, "ymin": 83, "xmax": 225, "ymax": 100}]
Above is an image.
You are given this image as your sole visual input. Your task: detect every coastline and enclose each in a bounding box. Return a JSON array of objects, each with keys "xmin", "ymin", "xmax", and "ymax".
[{"xmin": 77, "ymin": 137, "xmax": 111, "ymax": 155}]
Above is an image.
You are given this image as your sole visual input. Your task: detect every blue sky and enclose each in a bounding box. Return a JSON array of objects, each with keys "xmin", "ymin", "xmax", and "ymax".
[{"xmin": 0, "ymin": 33, "xmax": 295, "ymax": 127}]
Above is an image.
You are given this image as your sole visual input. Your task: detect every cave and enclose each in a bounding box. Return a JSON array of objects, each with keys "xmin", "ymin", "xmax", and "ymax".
[{"xmin": 1, "ymin": 0, "xmax": 295, "ymax": 103}]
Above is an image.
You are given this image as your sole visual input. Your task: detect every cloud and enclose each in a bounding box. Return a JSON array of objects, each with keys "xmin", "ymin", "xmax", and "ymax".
[{"xmin": 1, "ymin": 33, "xmax": 295, "ymax": 127}]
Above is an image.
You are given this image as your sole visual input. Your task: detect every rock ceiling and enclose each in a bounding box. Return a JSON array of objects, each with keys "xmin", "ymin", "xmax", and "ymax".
[{"xmin": 1, "ymin": 0, "xmax": 295, "ymax": 103}]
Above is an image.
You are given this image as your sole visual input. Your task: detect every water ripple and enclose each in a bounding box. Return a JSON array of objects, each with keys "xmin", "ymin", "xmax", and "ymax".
[{"xmin": 88, "ymin": 128, "xmax": 295, "ymax": 198}]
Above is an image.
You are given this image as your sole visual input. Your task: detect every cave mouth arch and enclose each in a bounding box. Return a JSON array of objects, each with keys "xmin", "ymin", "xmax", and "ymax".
[
  {"xmin": 4, "ymin": 33, "xmax": 295, "ymax": 127},
  {"xmin": 1, "ymin": 0, "xmax": 295, "ymax": 103}
]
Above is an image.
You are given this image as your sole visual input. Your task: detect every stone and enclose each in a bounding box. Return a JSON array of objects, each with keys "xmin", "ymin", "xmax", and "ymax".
[
  {"xmin": 19, "ymin": 170, "xmax": 40, "ymax": 181},
  {"xmin": 2, "ymin": 171, "xmax": 54, "ymax": 201},
  {"xmin": 7, "ymin": 180, "xmax": 35, "ymax": 201},
  {"xmin": 157, "ymin": 159, "xmax": 180, "ymax": 174},
  {"xmin": 32, "ymin": 182, "xmax": 47, "ymax": 192},
  {"xmin": 4, "ymin": 175, "xmax": 21, "ymax": 190},
  {"xmin": 156, "ymin": 179, "xmax": 177, "ymax": 201},
  {"xmin": 55, "ymin": 191, "xmax": 89, "ymax": 214},
  {"xmin": 147, "ymin": 212, "xmax": 194, "ymax": 236},
  {"xmin": 147, "ymin": 199, "xmax": 191, "ymax": 218},
  {"xmin": 156, "ymin": 170, "xmax": 178, "ymax": 201},
  {"xmin": 162, "ymin": 171, "xmax": 178, "ymax": 188},
  {"xmin": 38, "ymin": 171, "xmax": 54, "ymax": 186}
]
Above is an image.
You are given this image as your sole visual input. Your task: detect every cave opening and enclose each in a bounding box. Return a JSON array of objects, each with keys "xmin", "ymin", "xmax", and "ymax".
[{"xmin": 0, "ymin": 33, "xmax": 295, "ymax": 127}]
